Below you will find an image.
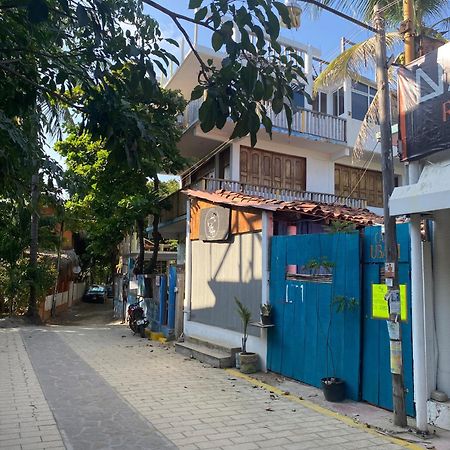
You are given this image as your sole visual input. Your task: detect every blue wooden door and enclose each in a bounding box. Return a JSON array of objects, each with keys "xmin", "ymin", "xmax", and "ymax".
[
  {"xmin": 361, "ymin": 224, "xmax": 415, "ymax": 416},
  {"xmin": 268, "ymin": 232, "xmax": 361, "ymax": 400}
]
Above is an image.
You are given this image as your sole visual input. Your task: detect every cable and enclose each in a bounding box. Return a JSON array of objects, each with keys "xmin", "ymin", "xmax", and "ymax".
[{"xmin": 344, "ymin": 141, "xmax": 378, "ymax": 203}]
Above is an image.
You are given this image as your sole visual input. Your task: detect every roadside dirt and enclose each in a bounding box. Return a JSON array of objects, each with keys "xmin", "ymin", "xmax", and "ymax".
[{"xmin": 47, "ymin": 298, "xmax": 121, "ymax": 326}]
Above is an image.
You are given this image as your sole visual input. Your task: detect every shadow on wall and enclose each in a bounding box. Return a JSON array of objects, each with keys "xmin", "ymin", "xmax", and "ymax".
[{"xmin": 190, "ymin": 279, "xmax": 261, "ymax": 337}]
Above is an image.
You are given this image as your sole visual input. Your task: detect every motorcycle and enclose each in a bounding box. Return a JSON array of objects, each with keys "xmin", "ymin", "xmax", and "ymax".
[{"xmin": 127, "ymin": 298, "xmax": 149, "ymax": 338}]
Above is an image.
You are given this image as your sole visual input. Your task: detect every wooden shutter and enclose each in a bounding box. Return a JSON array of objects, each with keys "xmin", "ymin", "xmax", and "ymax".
[
  {"xmin": 335, "ymin": 164, "xmax": 383, "ymax": 207},
  {"xmin": 240, "ymin": 147, "xmax": 306, "ymax": 191}
]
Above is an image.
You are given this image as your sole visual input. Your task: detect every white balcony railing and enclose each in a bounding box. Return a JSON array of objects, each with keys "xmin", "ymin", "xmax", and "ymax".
[
  {"xmin": 192, "ymin": 178, "xmax": 367, "ymax": 209},
  {"xmin": 179, "ymin": 100, "xmax": 347, "ymax": 143}
]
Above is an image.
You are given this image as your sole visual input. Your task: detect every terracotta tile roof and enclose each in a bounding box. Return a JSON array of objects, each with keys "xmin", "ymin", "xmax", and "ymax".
[{"xmin": 183, "ymin": 189, "xmax": 383, "ymax": 226}]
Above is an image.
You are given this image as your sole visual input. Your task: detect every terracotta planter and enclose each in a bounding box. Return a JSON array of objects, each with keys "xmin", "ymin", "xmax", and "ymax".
[{"xmin": 239, "ymin": 352, "xmax": 259, "ymax": 374}]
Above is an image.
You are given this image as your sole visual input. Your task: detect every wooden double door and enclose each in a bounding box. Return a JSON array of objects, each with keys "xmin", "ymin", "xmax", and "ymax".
[{"xmin": 240, "ymin": 146, "xmax": 306, "ymax": 190}]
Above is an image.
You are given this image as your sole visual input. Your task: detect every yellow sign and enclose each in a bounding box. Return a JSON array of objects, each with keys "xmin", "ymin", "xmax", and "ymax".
[{"xmin": 372, "ymin": 284, "xmax": 407, "ymax": 321}]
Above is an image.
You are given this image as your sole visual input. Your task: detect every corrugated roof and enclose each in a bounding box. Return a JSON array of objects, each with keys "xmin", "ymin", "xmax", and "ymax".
[{"xmin": 183, "ymin": 189, "xmax": 383, "ymax": 226}]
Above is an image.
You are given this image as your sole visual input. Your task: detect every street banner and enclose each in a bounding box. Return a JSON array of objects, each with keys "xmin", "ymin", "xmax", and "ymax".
[{"xmin": 398, "ymin": 41, "xmax": 450, "ymax": 161}]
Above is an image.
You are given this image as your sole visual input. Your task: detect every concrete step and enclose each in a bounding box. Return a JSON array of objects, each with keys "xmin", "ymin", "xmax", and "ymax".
[{"xmin": 175, "ymin": 338, "xmax": 239, "ymax": 368}]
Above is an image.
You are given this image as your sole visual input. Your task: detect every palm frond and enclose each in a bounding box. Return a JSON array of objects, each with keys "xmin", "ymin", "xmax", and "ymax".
[
  {"xmin": 429, "ymin": 16, "xmax": 450, "ymax": 35},
  {"xmin": 352, "ymin": 67, "xmax": 397, "ymax": 161},
  {"xmin": 326, "ymin": 0, "xmax": 447, "ymax": 28},
  {"xmin": 313, "ymin": 32, "xmax": 401, "ymax": 94}
]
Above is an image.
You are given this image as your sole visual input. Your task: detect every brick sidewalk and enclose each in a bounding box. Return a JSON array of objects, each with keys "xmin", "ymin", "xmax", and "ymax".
[
  {"xmin": 0, "ymin": 329, "xmax": 65, "ymax": 450},
  {"xmin": 0, "ymin": 324, "xmax": 419, "ymax": 450}
]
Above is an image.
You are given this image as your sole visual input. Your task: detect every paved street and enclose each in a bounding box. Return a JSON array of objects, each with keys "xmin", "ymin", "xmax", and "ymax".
[{"xmin": 0, "ymin": 302, "xmax": 418, "ymax": 450}]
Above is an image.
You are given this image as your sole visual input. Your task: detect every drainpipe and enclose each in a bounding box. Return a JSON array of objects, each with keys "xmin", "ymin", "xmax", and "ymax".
[
  {"xmin": 409, "ymin": 160, "xmax": 428, "ymax": 431},
  {"xmin": 184, "ymin": 198, "xmax": 192, "ymax": 322}
]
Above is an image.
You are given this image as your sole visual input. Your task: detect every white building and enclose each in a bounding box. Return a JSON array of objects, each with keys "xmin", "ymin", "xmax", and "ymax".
[{"xmin": 158, "ymin": 34, "xmax": 404, "ymax": 371}]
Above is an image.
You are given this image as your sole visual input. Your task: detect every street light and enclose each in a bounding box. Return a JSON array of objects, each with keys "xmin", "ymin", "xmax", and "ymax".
[
  {"xmin": 283, "ymin": 0, "xmax": 407, "ymax": 428},
  {"xmin": 283, "ymin": 0, "xmax": 302, "ymax": 29}
]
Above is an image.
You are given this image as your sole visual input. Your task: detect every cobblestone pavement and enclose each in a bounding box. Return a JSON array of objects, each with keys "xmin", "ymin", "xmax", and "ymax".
[{"xmin": 1, "ymin": 319, "xmax": 418, "ymax": 450}]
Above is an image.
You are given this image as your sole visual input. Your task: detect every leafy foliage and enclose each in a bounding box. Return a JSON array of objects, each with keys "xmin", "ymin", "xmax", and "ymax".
[{"xmin": 235, "ymin": 297, "xmax": 252, "ymax": 353}]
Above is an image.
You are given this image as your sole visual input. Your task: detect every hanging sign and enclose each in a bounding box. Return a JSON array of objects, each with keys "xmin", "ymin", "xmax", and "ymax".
[
  {"xmin": 398, "ymin": 41, "xmax": 450, "ymax": 161},
  {"xmin": 372, "ymin": 284, "xmax": 407, "ymax": 321}
]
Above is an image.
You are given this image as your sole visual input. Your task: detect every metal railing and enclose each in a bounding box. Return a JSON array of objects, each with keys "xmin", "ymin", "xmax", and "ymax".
[
  {"xmin": 179, "ymin": 100, "xmax": 347, "ymax": 143},
  {"xmin": 193, "ymin": 178, "xmax": 367, "ymax": 209}
]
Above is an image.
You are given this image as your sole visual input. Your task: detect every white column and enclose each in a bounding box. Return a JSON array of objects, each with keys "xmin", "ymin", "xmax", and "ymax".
[
  {"xmin": 184, "ymin": 199, "xmax": 192, "ymax": 324},
  {"xmin": 304, "ymin": 46, "xmax": 313, "ymax": 108},
  {"xmin": 422, "ymin": 240, "xmax": 437, "ymax": 397},
  {"xmin": 410, "ymin": 215, "xmax": 428, "ymax": 431},
  {"xmin": 260, "ymin": 211, "xmax": 273, "ymax": 372},
  {"xmin": 434, "ymin": 209, "xmax": 450, "ymax": 397},
  {"xmin": 230, "ymin": 142, "xmax": 240, "ymax": 182}
]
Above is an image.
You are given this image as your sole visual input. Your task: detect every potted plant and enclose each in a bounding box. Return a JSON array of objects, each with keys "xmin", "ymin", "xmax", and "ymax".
[
  {"xmin": 321, "ymin": 295, "xmax": 358, "ymax": 402},
  {"xmin": 260, "ymin": 302, "xmax": 272, "ymax": 325},
  {"xmin": 235, "ymin": 297, "xmax": 259, "ymax": 373}
]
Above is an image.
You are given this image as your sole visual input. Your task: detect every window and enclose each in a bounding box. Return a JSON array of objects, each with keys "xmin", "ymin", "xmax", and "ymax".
[
  {"xmin": 292, "ymin": 89, "xmax": 305, "ymax": 113},
  {"xmin": 333, "ymin": 87, "xmax": 344, "ymax": 116},
  {"xmin": 335, "ymin": 164, "xmax": 384, "ymax": 207},
  {"xmin": 351, "ymin": 81, "xmax": 376, "ymax": 121},
  {"xmin": 312, "ymin": 92, "xmax": 328, "ymax": 114}
]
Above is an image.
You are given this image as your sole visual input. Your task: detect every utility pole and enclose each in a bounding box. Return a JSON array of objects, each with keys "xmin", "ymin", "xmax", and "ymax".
[{"xmin": 374, "ymin": 4, "xmax": 407, "ymax": 427}]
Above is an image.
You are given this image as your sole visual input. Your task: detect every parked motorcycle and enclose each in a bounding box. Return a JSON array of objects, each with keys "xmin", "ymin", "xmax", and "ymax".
[{"xmin": 127, "ymin": 298, "xmax": 149, "ymax": 338}]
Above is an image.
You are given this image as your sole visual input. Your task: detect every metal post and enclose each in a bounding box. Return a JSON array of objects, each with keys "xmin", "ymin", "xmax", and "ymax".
[{"xmin": 374, "ymin": 3, "xmax": 407, "ymax": 427}]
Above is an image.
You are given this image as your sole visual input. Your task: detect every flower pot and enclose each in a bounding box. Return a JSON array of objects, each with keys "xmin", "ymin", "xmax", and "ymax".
[
  {"xmin": 260, "ymin": 314, "xmax": 272, "ymax": 325},
  {"xmin": 321, "ymin": 377, "xmax": 345, "ymax": 402},
  {"xmin": 239, "ymin": 352, "xmax": 259, "ymax": 374}
]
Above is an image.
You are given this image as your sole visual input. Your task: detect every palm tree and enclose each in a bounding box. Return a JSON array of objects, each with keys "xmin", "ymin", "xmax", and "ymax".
[{"xmin": 313, "ymin": 0, "xmax": 448, "ymax": 156}]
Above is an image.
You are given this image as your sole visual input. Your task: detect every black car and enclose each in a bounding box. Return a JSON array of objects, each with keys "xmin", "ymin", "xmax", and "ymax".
[{"xmin": 83, "ymin": 285, "xmax": 107, "ymax": 303}]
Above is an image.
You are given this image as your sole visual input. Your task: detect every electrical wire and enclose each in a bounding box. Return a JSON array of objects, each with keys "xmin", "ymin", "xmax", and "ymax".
[{"xmin": 344, "ymin": 141, "xmax": 378, "ymax": 203}]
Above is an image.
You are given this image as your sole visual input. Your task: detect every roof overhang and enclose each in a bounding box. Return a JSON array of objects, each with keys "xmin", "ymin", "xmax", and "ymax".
[{"xmin": 390, "ymin": 163, "xmax": 450, "ymax": 216}]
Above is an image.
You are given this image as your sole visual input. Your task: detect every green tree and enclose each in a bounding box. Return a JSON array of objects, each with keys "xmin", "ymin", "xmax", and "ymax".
[{"xmin": 1, "ymin": 0, "xmax": 308, "ymax": 318}]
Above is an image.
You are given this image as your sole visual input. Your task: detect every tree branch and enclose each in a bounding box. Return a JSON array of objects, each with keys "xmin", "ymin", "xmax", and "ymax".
[
  {"xmin": 142, "ymin": 0, "xmax": 216, "ymax": 32},
  {"xmin": 0, "ymin": 62, "xmax": 86, "ymax": 112}
]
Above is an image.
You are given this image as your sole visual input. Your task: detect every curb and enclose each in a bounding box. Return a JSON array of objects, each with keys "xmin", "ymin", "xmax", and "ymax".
[{"xmin": 225, "ymin": 368, "xmax": 423, "ymax": 450}]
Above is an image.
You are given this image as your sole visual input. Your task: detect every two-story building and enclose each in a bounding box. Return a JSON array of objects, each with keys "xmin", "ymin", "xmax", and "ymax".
[{"xmin": 156, "ymin": 34, "xmax": 403, "ymax": 371}]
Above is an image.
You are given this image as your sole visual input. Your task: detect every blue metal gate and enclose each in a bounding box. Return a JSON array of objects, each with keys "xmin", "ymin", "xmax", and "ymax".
[
  {"xmin": 268, "ymin": 232, "xmax": 361, "ymax": 400},
  {"xmin": 267, "ymin": 226, "xmax": 414, "ymax": 413},
  {"xmin": 362, "ymin": 224, "xmax": 414, "ymax": 416}
]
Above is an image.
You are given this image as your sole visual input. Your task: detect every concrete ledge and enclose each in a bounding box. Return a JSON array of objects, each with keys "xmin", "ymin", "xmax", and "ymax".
[{"xmin": 175, "ymin": 338, "xmax": 239, "ymax": 368}]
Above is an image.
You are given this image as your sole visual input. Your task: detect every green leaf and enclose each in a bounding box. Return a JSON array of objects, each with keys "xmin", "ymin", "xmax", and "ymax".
[
  {"xmin": 267, "ymin": 9, "xmax": 280, "ymax": 39},
  {"xmin": 165, "ymin": 38, "xmax": 179, "ymax": 47},
  {"xmin": 189, "ymin": 0, "xmax": 203, "ymax": 9},
  {"xmin": 212, "ymin": 31, "xmax": 224, "ymax": 51},
  {"xmin": 190, "ymin": 86, "xmax": 205, "ymax": 101},
  {"xmin": 27, "ymin": 0, "xmax": 49, "ymax": 23},
  {"xmin": 274, "ymin": 1, "xmax": 291, "ymax": 28},
  {"xmin": 272, "ymin": 97, "xmax": 283, "ymax": 114},
  {"xmin": 262, "ymin": 115, "xmax": 273, "ymax": 138},
  {"xmin": 194, "ymin": 6, "xmax": 208, "ymax": 21},
  {"xmin": 284, "ymin": 104, "xmax": 293, "ymax": 133},
  {"xmin": 253, "ymin": 80, "xmax": 264, "ymax": 101},
  {"xmin": 76, "ymin": 4, "xmax": 89, "ymax": 27}
]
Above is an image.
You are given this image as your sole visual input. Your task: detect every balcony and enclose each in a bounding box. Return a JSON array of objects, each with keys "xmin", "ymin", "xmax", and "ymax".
[
  {"xmin": 192, "ymin": 178, "xmax": 367, "ymax": 209},
  {"xmin": 178, "ymin": 100, "xmax": 347, "ymax": 144}
]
